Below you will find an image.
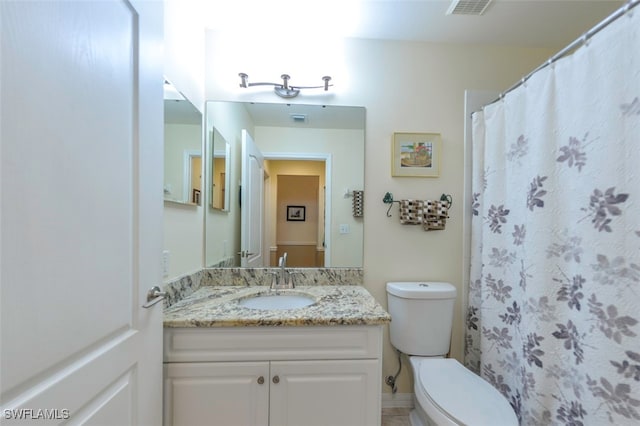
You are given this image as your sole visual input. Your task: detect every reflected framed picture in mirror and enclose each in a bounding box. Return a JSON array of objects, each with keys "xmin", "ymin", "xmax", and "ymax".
[{"xmin": 287, "ymin": 205, "xmax": 306, "ymax": 222}]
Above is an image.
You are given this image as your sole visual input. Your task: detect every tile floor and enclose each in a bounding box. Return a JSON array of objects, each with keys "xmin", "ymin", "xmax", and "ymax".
[{"xmin": 381, "ymin": 407, "xmax": 411, "ymax": 426}]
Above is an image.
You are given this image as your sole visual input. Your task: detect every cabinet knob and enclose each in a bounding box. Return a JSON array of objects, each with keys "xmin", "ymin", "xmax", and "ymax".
[
  {"xmin": 272, "ymin": 375, "xmax": 280, "ymax": 384},
  {"xmin": 257, "ymin": 376, "xmax": 265, "ymax": 385}
]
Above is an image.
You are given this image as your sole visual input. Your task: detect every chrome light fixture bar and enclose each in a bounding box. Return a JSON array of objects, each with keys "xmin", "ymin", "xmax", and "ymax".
[{"xmin": 238, "ymin": 73, "xmax": 332, "ymax": 98}]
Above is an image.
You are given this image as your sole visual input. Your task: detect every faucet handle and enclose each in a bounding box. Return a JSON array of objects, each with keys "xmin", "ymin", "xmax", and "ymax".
[
  {"xmin": 267, "ymin": 271, "xmax": 279, "ymax": 289},
  {"xmin": 286, "ymin": 271, "xmax": 303, "ymax": 288}
]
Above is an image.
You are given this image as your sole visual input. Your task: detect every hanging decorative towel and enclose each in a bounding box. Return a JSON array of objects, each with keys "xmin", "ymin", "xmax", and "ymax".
[
  {"xmin": 399, "ymin": 200, "xmax": 424, "ymax": 224},
  {"xmin": 352, "ymin": 190, "xmax": 364, "ymax": 217},
  {"xmin": 423, "ymin": 200, "xmax": 449, "ymax": 231},
  {"xmin": 386, "ymin": 193, "xmax": 452, "ymax": 230}
]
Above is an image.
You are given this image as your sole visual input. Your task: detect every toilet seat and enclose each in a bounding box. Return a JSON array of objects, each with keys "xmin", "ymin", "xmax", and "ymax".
[{"xmin": 411, "ymin": 357, "xmax": 518, "ymax": 426}]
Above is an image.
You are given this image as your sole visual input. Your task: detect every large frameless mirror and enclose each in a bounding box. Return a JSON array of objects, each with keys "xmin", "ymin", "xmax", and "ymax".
[
  {"xmin": 163, "ymin": 79, "xmax": 202, "ymax": 205},
  {"xmin": 205, "ymin": 101, "xmax": 365, "ymax": 268},
  {"xmin": 210, "ymin": 127, "xmax": 230, "ymax": 211}
]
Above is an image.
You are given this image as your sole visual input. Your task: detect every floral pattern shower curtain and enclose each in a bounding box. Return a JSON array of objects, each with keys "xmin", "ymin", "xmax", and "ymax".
[{"xmin": 465, "ymin": 7, "xmax": 640, "ymax": 425}]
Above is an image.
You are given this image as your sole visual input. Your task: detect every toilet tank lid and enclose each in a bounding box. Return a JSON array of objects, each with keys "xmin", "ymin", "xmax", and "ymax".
[{"xmin": 386, "ymin": 282, "xmax": 456, "ymax": 299}]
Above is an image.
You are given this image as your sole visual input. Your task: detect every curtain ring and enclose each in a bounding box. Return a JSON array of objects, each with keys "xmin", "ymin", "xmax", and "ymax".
[
  {"xmin": 624, "ymin": 1, "xmax": 634, "ymax": 18},
  {"xmin": 547, "ymin": 58, "xmax": 556, "ymax": 70}
]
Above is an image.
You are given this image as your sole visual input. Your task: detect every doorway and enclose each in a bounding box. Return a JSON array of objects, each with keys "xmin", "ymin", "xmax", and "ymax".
[
  {"xmin": 264, "ymin": 158, "xmax": 327, "ymax": 267},
  {"xmin": 276, "ymin": 174, "xmax": 321, "ymax": 267}
]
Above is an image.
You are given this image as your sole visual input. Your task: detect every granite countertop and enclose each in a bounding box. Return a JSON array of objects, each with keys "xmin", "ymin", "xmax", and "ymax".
[{"xmin": 163, "ymin": 285, "xmax": 391, "ymax": 328}]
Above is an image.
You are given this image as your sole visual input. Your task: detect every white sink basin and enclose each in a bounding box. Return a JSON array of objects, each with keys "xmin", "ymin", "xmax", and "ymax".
[{"xmin": 238, "ymin": 293, "xmax": 316, "ymax": 310}]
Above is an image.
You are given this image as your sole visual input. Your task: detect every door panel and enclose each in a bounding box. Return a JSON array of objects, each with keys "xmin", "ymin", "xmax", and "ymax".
[
  {"xmin": 164, "ymin": 362, "xmax": 269, "ymax": 426},
  {"xmin": 241, "ymin": 129, "xmax": 264, "ymax": 267},
  {"xmin": 270, "ymin": 360, "xmax": 380, "ymax": 426},
  {"xmin": 0, "ymin": 0, "xmax": 163, "ymax": 424}
]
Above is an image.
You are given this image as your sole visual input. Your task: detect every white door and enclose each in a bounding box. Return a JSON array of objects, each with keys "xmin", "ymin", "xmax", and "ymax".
[
  {"xmin": 241, "ymin": 129, "xmax": 264, "ymax": 267},
  {"xmin": 0, "ymin": 1, "xmax": 163, "ymax": 424}
]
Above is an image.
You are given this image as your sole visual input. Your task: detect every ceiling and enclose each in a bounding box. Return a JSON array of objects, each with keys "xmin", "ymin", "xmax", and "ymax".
[
  {"xmin": 201, "ymin": 1, "xmax": 626, "ymax": 128},
  {"xmin": 244, "ymin": 102, "xmax": 365, "ymax": 129},
  {"xmin": 205, "ymin": 0, "xmax": 624, "ymax": 49},
  {"xmin": 344, "ymin": 0, "xmax": 624, "ymax": 48}
]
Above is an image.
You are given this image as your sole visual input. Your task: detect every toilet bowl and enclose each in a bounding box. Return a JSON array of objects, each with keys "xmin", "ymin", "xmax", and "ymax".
[
  {"xmin": 409, "ymin": 357, "xmax": 518, "ymax": 426},
  {"xmin": 386, "ymin": 282, "xmax": 518, "ymax": 426}
]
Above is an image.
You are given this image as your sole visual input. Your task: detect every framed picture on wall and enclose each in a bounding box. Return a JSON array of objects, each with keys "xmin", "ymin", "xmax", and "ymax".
[
  {"xmin": 392, "ymin": 132, "xmax": 441, "ymax": 177},
  {"xmin": 192, "ymin": 189, "xmax": 201, "ymax": 204},
  {"xmin": 286, "ymin": 205, "xmax": 306, "ymax": 221}
]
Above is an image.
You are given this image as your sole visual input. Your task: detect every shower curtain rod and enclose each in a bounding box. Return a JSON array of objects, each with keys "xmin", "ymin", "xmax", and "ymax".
[{"xmin": 492, "ymin": 0, "xmax": 640, "ymax": 105}]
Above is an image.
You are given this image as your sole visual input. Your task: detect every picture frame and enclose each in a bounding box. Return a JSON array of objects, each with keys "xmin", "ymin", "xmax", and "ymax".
[
  {"xmin": 192, "ymin": 188, "xmax": 201, "ymax": 205},
  {"xmin": 286, "ymin": 205, "xmax": 306, "ymax": 221},
  {"xmin": 392, "ymin": 132, "xmax": 441, "ymax": 177}
]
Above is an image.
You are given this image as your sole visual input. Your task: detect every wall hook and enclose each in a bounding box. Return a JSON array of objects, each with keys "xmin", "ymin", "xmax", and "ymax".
[
  {"xmin": 440, "ymin": 193, "xmax": 453, "ymax": 208},
  {"xmin": 382, "ymin": 192, "xmax": 400, "ymax": 217}
]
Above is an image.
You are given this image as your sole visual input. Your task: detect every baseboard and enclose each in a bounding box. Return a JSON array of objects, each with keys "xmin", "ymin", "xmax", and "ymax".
[{"xmin": 381, "ymin": 392, "xmax": 414, "ymax": 409}]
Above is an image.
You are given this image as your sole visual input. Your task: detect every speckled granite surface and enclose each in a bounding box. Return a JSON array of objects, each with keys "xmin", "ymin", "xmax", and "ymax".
[
  {"xmin": 201, "ymin": 267, "xmax": 363, "ymax": 287},
  {"xmin": 162, "ymin": 269, "xmax": 205, "ymax": 308},
  {"xmin": 163, "ymin": 285, "xmax": 390, "ymax": 328},
  {"xmin": 162, "ymin": 267, "xmax": 364, "ymax": 308}
]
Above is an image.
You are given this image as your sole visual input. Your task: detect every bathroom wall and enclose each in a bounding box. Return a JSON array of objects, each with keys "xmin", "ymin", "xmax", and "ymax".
[
  {"xmin": 164, "ymin": 0, "xmax": 205, "ymax": 111},
  {"xmin": 205, "ymin": 33, "xmax": 556, "ymax": 394},
  {"xmin": 162, "ymin": 0, "xmax": 206, "ymax": 280}
]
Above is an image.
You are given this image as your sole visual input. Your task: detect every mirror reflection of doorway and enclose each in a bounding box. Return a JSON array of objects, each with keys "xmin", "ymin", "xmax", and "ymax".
[
  {"xmin": 266, "ymin": 159, "xmax": 326, "ymax": 267},
  {"xmin": 276, "ymin": 174, "xmax": 321, "ymax": 267},
  {"xmin": 189, "ymin": 155, "xmax": 202, "ymax": 204}
]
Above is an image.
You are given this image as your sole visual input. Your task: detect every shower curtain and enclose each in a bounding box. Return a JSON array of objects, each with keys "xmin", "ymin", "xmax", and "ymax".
[{"xmin": 465, "ymin": 7, "xmax": 640, "ymax": 426}]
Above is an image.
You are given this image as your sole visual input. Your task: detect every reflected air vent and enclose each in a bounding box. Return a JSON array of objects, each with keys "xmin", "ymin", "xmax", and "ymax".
[
  {"xmin": 446, "ymin": 0, "xmax": 492, "ymax": 15},
  {"xmin": 290, "ymin": 113, "xmax": 307, "ymax": 123}
]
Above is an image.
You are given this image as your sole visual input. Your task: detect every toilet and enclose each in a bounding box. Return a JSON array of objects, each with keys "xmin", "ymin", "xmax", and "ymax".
[{"xmin": 386, "ymin": 282, "xmax": 518, "ymax": 426}]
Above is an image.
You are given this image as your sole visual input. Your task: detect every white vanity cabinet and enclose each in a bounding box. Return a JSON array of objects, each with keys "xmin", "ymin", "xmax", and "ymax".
[
  {"xmin": 164, "ymin": 361, "xmax": 269, "ymax": 426},
  {"xmin": 163, "ymin": 325, "xmax": 384, "ymax": 426},
  {"xmin": 269, "ymin": 359, "xmax": 379, "ymax": 426}
]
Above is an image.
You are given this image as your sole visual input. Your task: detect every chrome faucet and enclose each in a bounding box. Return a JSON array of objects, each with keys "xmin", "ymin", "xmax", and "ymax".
[
  {"xmin": 278, "ymin": 252, "xmax": 289, "ymax": 287},
  {"xmin": 269, "ymin": 252, "xmax": 297, "ymax": 290}
]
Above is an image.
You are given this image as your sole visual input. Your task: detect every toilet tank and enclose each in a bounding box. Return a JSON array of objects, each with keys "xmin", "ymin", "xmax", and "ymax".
[{"xmin": 386, "ymin": 282, "xmax": 457, "ymax": 356}]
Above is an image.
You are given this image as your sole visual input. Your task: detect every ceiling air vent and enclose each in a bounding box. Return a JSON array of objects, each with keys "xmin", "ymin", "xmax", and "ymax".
[{"xmin": 446, "ymin": 0, "xmax": 492, "ymax": 16}]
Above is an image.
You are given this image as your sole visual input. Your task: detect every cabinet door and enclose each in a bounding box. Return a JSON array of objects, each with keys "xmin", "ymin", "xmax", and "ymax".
[
  {"xmin": 270, "ymin": 360, "xmax": 380, "ymax": 426},
  {"xmin": 164, "ymin": 362, "xmax": 269, "ymax": 426}
]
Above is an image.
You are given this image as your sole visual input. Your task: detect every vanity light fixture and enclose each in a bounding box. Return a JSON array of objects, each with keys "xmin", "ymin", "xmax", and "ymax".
[{"xmin": 238, "ymin": 73, "xmax": 332, "ymax": 98}]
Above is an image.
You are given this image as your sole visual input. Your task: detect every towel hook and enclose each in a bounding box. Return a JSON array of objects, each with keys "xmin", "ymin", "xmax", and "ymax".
[
  {"xmin": 382, "ymin": 192, "xmax": 400, "ymax": 217},
  {"xmin": 440, "ymin": 193, "xmax": 453, "ymax": 208}
]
